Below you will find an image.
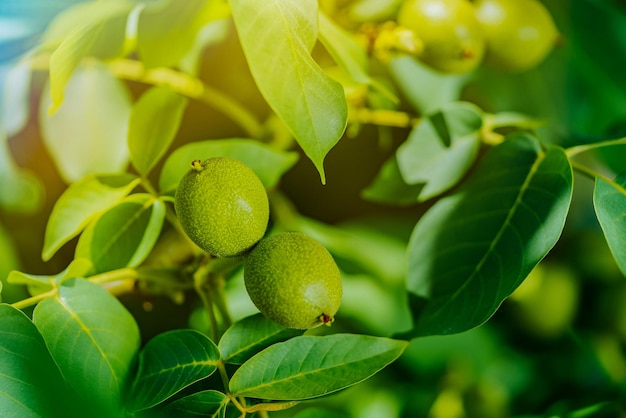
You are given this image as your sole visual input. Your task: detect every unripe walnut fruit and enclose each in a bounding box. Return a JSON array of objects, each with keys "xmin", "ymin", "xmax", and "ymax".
[
  {"xmin": 244, "ymin": 232, "xmax": 342, "ymax": 329},
  {"xmin": 475, "ymin": 0, "xmax": 559, "ymax": 72},
  {"xmin": 397, "ymin": 0, "xmax": 485, "ymax": 73},
  {"xmin": 175, "ymin": 157, "xmax": 269, "ymax": 257}
]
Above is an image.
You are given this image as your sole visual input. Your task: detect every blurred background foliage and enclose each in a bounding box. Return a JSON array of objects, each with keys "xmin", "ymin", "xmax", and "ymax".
[{"xmin": 1, "ymin": 0, "xmax": 625, "ymax": 417}]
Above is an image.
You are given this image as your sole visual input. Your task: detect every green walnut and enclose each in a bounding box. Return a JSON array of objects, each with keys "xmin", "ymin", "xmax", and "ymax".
[
  {"xmin": 244, "ymin": 232, "xmax": 342, "ymax": 329},
  {"xmin": 397, "ymin": 0, "xmax": 485, "ymax": 73},
  {"xmin": 475, "ymin": 0, "xmax": 559, "ymax": 72},
  {"xmin": 174, "ymin": 157, "xmax": 269, "ymax": 257}
]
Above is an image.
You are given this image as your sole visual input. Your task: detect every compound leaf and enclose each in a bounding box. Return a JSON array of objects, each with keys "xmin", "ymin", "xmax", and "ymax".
[
  {"xmin": 42, "ymin": 173, "xmax": 139, "ymax": 261},
  {"xmin": 0, "ymin": 304, "xmax": 71, "ymax": 418},
  {"xmin": 593, "ymin": 171, "xmax": 626, "ymax": 276},
  {"xmin": 32, "ymin": 279, "xmax": 140, "ymax": 416},
  {"xmin": 159, "ymin": 138, "xmax": 298, "ymax": 194},
  {"xmin": 75, "ymin": 194, "xmax": 165, "ymax": 274},
  {"xmin": 219, "ymin": 313, "xmax": 303, "ymax": 365},
  {"xmin": 128, "ymin": 85, "xmax": 188, "ymax": 176},
  {"xmin": 230, "ymin": 0, "xmax": 347, "ymax": 183},
  {"xmin": 403, "ymin": 134, "xmax": 573, "ymax": 338},
  {"xmin": 229, "ymin": 334, "xmax": 407, "ymax": 400},
  {"xmin": 129, "ymin": 330, "xmax": 220, "ymax": 412}
]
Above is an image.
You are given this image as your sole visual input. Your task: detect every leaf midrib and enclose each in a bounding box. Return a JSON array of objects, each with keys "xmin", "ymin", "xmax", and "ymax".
[{"xmin": 426, "ymin": 149, "xmax": 546, "ymax": 320}]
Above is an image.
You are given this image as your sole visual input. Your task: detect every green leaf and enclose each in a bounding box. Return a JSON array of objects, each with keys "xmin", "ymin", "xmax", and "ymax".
[
  {"xmin": 43, "ymin": 173, "xmax": 140, "ymax": 261},
  {"xmin": 593, "ymin": 172, "xmax": 626, "ymax": 277},
  {"xmin": 152, "ymin": 390, "xmax": 228, "ymax": 418},
  {"xmin": 404, "ymin": 134, "xmax": 573, "ymax": 337},
  {"xmin": 396, "ymin": 102, "xmax": 483, "ymax": 201},
  {"xmin": 362, "ymin": 156, "xmax": 424, "ymax": 205},
  {"xmin": 137, "ymin": 0, "xmax": 225, "ymax": 68},
  {"xmin": 75, "ymin": 194, "xmax": 166, "ymax": 274},
  {"xmin": 129, "ymin": 329, "xmax": 220, "ymax": 412},
  {"xmin": 348, "ymin": 0, "xmax": 403, "ymax": 23},
  {"xmin": 230, "ymin": 0, "xmax": 348, "ymax": 183},
  {"xmin": 0, "ymin": 222, "xmax": 28, "ymax": 303},
  {"xmin": 0, "ymin": 304, "xmax": 71, "ymax": 418},
  {"xmin": 389, "ymin": 56, "xmax": 467, "ymax": 114},
  {"xmin": 40, "ymin": 63, "xmax": 133, "ymax": 183},
  {"xmin": 128, "ymin": 85, "xmax": 188, "ymax": 176},
  {"xmin": 296, "ymin": 216, "xmax": 408, "ymax": 282},
  {"xmin": 158, "ymin": 138, "xmax": 298, "ymax": 194},
  {"xmin": 294, "ymin": 407, "xmax": 350, "ymax": 418},
  {"xmin": 229, "ymin": 334, "xmax": 408, "ymax": 400},
  {"xmin": 47, "ymin": 0, "xmax": 133, "ymax": 111},
  {"xmin": 0, "ymin": 132, "xmax": 43, "ymax": 213},
  {"xmin": 317, "ymin": 12, "xmax": 396, "ymax": 102},
  {"xmin": 32, "ymin": 278, "xmax": 140, "ymax": 416},
  {"xmin": 219, "ymin": 313, "xmax": 303, "ymax": 364}
]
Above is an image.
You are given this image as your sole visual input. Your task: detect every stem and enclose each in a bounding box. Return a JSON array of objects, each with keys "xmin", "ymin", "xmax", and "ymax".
[
  {"xmin": 107, "ymin": 59, "xmax": 264, "ymax": 138},
  {"xmin": 89, "ymin": 267, "xmax": 138, "ymax": 285},
  {"xmin": 194, "ymin": 264, "xmax": 220, "ymax": 343},
  {"xmin": 11, "ymin": 288, "xmax": 57, "ymax": 310},
  {"xmin": 350, "ymin": 107, "xmax": 418, "ymax": 128},
  {"xmin": 565, "ymin": 136, "xmax": 626, "ymax": 158},
  {"xmin": 571, "ymin": 161, "xmax": 626, "ymax": 195}
]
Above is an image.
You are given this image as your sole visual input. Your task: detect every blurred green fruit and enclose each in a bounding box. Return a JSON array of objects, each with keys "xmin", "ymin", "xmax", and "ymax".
[
  {"xmin": 244, "ymin": 232, "xmax": 342, "ymax": 329},
  {"xmin": 475, "ymin": 0, "xmax": 559, "ymax": 72},
  {"xmin": 175, "ymin": 157, "xmax": 269, "ymax": 257},
  {"xmin": 397, "ymin": 0, "xmax": 485, "ymax": 73}
]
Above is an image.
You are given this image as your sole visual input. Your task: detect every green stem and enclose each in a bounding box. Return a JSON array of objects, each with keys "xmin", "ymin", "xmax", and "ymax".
[
  {"xmin": 107, "ymin": 59, "xmax": 265, "ymax": 139},
  {"xmin": 10, "ymin": 288, "xmax": 57, "ymax": 310},
  {"xmin": 89, "ymin": 267, "xmax": 138, "ymax": 285},
  {"xmin": 570, "ymin": 161, "xmax": 626, "ymax": 193},
  {"xmin": 565, "ymin": 136, "xmax": 626, "ymax": 158},
  {"xmin": 194, "ymin": 262, "xmax": 220, "ymax": 343}
]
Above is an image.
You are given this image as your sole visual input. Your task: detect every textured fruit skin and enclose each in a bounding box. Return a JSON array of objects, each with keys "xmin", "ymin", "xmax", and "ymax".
[
  {"xmin": 244, "ymin": 232, "xmax": 342, "ymax": 329},
  {"xmin": 475, "ymin": 0, "xmax": 558, "ymax": 72},
  {"xmin": 398, "ymin": 0, "xmax": 485, "ymax": 73},
  {"xmin": 175, "ymin": 157, "xmax": 269, "ymax": 257}
]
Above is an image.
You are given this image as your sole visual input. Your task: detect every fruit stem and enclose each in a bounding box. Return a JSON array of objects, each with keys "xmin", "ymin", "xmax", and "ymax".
[{"xmin": 193, "ymin": 259, "xmax": 221, "ymax": 343}]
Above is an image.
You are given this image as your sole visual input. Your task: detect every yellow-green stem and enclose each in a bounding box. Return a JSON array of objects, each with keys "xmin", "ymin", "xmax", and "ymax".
[
  {"xmin": 565, "ymin": 136, "xmax": 626, "ymax": 158},
  {"xmin": 571, "ymin": 161, "xmax": 626, "ymax": 195}
]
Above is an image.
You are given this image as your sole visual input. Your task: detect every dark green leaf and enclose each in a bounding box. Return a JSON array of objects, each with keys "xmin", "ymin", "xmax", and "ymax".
[
  {"xmin": 47, "ymin": 0, "xmax": 133, "ymax": 111},
  {"xmin": 151, "ymin": 390, "xmax": 228, "ymax": 418},
  {"xmin": 229, "ymin": 334, "xmax": 408, "ymax": 400},
  {"xmin": 593, "ymin": 171, "xmax": 626, "ymax": 277},
  {"xmin": 396, "ymin": 102, "xmax": 482, "ymax": 201},
  {"xmin": 158, "ymin": 138, "xmax": 298, "ymax": 194},
  {"xmin": 137, "ymin": 0, "xmax": 224, "ymax": 68},
  {"xmin": 129, "ymin": 329, "xmax": 220, "ymax": 412},
  {"xmin": 128, "ymin": 85, "xmax": 188, "ymax": 176},
  {"xmin": 75, "ymin": 194, "xmax": 166, "ymax": 274},
  {"xmin": 40, "ymin": 63, "xmax": 133, "ymax": 183},
  {"xmin": 0, "ymin": 304, "xmax": 71, "ymax": 418},
  {"xmin": 230, "ymin": 0, "xmax": 347, "ymax": 183},
  {"xmin": 42, "ymin": 173, "xmax": 140, "ymax": 261},
  {"xmin": 404, "ymin": 134, "xmax": 573, "ymax": 337},
  {"xmin": 32, "ymin": 279, "xmax": 140, "ymax": 415},
  {"xmin": 362, "ymin": 156, "xmax": 424, "ymax": 205},
  {"xmin": 219, "ymin": 313, "xmax": 303, "ymax": 364}
]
